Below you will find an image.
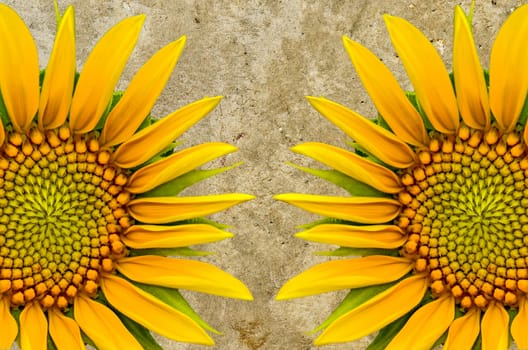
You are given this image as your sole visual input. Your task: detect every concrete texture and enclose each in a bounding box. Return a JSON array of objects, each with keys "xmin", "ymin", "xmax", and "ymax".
[{"xmin": 4, "ymin": 0, "xmax": 526, "ymax": 349}]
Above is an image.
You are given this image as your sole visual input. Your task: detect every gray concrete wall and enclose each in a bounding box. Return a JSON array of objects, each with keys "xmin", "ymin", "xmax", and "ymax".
[{"xmin": 4, "ymin": 0, "xmax": 525, "ymax": 349}]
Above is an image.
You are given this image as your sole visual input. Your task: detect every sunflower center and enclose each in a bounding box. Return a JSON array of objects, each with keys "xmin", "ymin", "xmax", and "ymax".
[
  {"xmin": 0, "ymin": 126, "xmax": 133, "ymax": 309},
  {"xmin": 397, "ymin": 125, "xmax": 528, "ymax": 310}
]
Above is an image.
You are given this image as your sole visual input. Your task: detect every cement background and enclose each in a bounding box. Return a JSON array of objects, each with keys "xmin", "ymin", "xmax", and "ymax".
[{"xmin": 4, "ymin": 0, "xmax": 526, "ymax": 349}]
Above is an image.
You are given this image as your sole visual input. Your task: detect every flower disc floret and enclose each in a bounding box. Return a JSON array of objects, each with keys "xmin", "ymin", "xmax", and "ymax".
[
  {"xmin": 0, "ymin": 126, "xmax": 131, "ymax": 309},
  {"xmin": 398, "ymin": 125, "xmax": 528, "ymax": 309}
]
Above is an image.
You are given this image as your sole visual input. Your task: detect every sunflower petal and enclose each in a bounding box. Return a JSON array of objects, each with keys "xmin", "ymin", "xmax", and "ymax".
[
  {"xmin": 490, "ymin": 4, "xmax": 528, "ymax": 132},
  {"xmin": 128, "ymin": 193, "xmax": 253, "ymax": 224},
  {"xmin": 342, "ymin": 36, "xmax": 429, "ymax": 146},
  {"xmin": 0, "ymin": 4, "xmax": 39, "ymax": 133},
  {"xmin": 511, "ymin": 298, "xmax": 528, "ymax": 349},
  {"xmin": 453, "ymin": 6, "xmax": 490, "ymax": 130},
  {"xmin": 481, "ymin": 301, "xmax": 509, "ymax": 350},
  {"xmin": 314, "ymin": 274, "xmax": 428, "ymax": 345},
  {"xmin": 38, "ymin": 6, "xmax": 76, "ymax": 130},
  {"xmin": 20, "ymin": 302, "xmax": 47, "ymax": 350},
  {"xmin": 386, "ymin": 294, "xmax": 454, "ymax": 349},
  {"xmin": 49, "ymin": 308, "xmax": 86, "ymax": 350},
  {"xmin": 122, "ymin": 224, "xmax": 233, "ymax": 248},
  {"xmin": 274, "ymin": 194, "xmax": 401, "ymax": 224},
  {"xmin": 384, "ymin": 15, "xmax": 459, "ymax": 134},
  {"xmin": 444, "ymin": 308, "xmax": 481, "ymax": 350},
  {"xmin": 69, "ymin": 15, "xmax": 145, "ymax": 134},
  {"xmin": 101, "ymin": 274, "xmax": 214, "ymax": 345},
  {"xmin": 113, "ymin": 96, "xmax": 222, "ymax": 168},
  {"xmin": 100, "ymin": 37, "xmax": 186, "ymax": 147},
  {"xmin": 292, "ymin": 142, "xmax": 402, "ymax": 194},
  {"xmin": 126, "ymin": 142, "xmax": 237, "ymax": 194},
  {"xmin": 117, "ymin": 255, "xmax": 253, "ymax": 300},
  {"xmin": 74, "ymin": 294, "xmax": 143, "ymax": 350},
  {"xmin": 0, "ymin": 298, "xmax": 17, "ymax": 350},
  {"xmin": 295, "ymin": 224, "xmax": 406, "ymax": 248},
  {"xmin": 306, "ymin": 97, "xmax": 415, "ymax": 168},
  {"xmin": 276, "ymin": 256, "xmax": 412, "ymax": 299}
]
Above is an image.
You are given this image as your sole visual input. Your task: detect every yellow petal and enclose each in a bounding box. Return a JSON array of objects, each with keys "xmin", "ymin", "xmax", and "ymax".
[
  {"xmin": 384, "ymin": 15, "xmax": 459, "ymax": 134},
  {"xmin": 342, "ymin": 36, "xmax": 429, "ymax": 147},
  {"xmin": 490, "ymin": 4, "xmax": 528, "ymax": 132},
  {"xmin": 0, "ymin": 297, "xmax": 17, "ymax": 350},
  {"xmin": 511, "ymin": 298, "xmax": 528, "ymax": 349},
  {"xmin": 386, "ymin": 294, "xmax": 454, "ymax": 350},
  {"xmin": 315, "ymin": 274, "xmax": 428, "ymax": 345},
  {"xmin": 122, "ymin": 224, "xmax": 233, "ymax": 248},
  {"xmin": 481, "ymin": 301, "xmax": 509, "ymax": 350},
  {"xmin": 295, "ymin": 224, "xmax": 406, "ymax": 249},
  {"xmin": 444, "ymin": 308, "xmax": 481, "ymax": 350},
  {"xmin": 274, "ymin": 193, "xmax": 401, "ymax": 224},
  {"xmin": 276, "ymin": 256, "xmax": 412, "ymax": 300},
  {"xmin": 292, "ymin": 142, "xmax": 402, "ymax": 194},
  {"xmin": 452, "ymin": 6, "xmax": 490, "ymax": 130},
  {"xmin": 117, "ymin": 255, "xmax": 253, "ymax": 300},
  {"xmin": 306, "ymin": 97, "xmax": 415, "ymax": 168},
  {"xmin": 100, "ymin": 37, "xmax": 186, "ymax": 147},
  {"xmin": 69, "ymin": 15, "xmax": 145, "ymax": 134},
  {"xmin": 101, "ymin": 274, "xmax": 214, "ymax": 345},
  {"xmin": 126, "ymin": 142, "xmax": 237, "ymax": 194},
  {"xmin": 20, "ymin": 302, "xmax": 47, "ymax": 350},
  {"xmin": 0, "ymin": 4, "xmax": 39, "ymax": 133},
  {"xmin": 74, "ymin": 294, "xmax": 143, "ymax": 350},
  {"xmin": 38, "ymin": 6, "xmax": 76, "ymax": 130},
  {"xmin": 113, "ymin": 96, "xmax": 222, "ymax": 168},
  {"xmin": 48, "ymin": 308, "xmax": 86, "ymax": 350},
  {"xmin": 127, "ymin": 193, "xmax": 254, "ymax": 224}
]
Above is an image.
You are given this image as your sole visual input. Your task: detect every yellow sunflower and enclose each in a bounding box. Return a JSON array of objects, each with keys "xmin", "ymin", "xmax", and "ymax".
[
  {"xmin": 0, "ymin": 3, "xmax": 253, "ymax": 349},
  {"xmin": 276, "ymin": 3, "xmax": 528, "ymax": 349}
]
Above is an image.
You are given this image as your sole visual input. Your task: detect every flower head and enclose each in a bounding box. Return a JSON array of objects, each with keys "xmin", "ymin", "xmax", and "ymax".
[
  {"xmin": 0, "ymin": 4, "xmax": 253, "ymax": 349},
  {"xmin": 276, "ymin": 3, "xmax": 528, "ymax": 349}
]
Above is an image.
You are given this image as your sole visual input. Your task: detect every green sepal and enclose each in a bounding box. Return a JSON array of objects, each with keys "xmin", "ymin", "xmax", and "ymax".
[
  {"xmin": 142, "ymin": 162, "xmax": 242, "ymax": 197},
  {"xmin": 288, "ymin": 163, "xmax": 386, "ymax": 197},
  {"xmin": 95, "ymin": 91, "xmax": 124, "ymax": 131},
  {"xmin": 406, "ymin": 92, "xmax": 434, "ymax": 132},
  {"xmin": 298, "ymin": 217, "xmax": 361, "ymax": 230},
  {"xmin": 315, "ymin": 247, "xmax": 399, "ymax": 257},
  {"xmin": 0, "ymin": 87, "xmax": 10, "ymax": 127},
  {"xmin": 311, "ymin": 281, "xmax": 398, "ymax": 333},
  {"xmin": 129, "ymin": 246, "xmax": 212, "ymax": 257},
  {"xmin": 116, "ymin": 312, "xmax": 163, "ymax": 350},
  {"xmin": 374, "ymin": 115, "xmax": 392, "ymax": 132},
  {"xmin": 134, "ymin": 282, "xmax": 220, "ymax": 334},
  {"xmin": 175, "ymin": 217, "xmax": 230, "ymax": 230},
  {"xmin": 47, "ymin": 336, "xmax": 58, "ymax": 350},
  {"xmin": 366, "ymin": 312, "xmax": 413, "ymax": 350},
  {"xmin": 517, "ymin": 94, "xmax": 528, "ymax": 127}
]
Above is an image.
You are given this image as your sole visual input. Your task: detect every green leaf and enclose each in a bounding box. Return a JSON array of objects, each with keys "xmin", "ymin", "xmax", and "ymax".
[
  {"xmin": 366, "ymin": 312, "xmax": 413, "ymax": 350},
  {"xmin": 315, "ymin": 247, "xmax": 399, "ymax": 257},
  {"xmin": 134, "ymin": 282, "xmax": 220, "ymax": 334},
  {"xmin": 129, "ymin": 246, "xmax": 212, "ymax": 257},
  {"xmin": 142, "ymin": 162, "xmax": 242, "ymax": 197},
  {"xmin": 312, "ymin": 282, "xmax": 398, "ymax": 333},
  {"xmin": 288, "ymin": 163, "xmax": 386, "ymax": 197},
  {"xmin": 117, "ymin": 312, "xmax": 163, "ymax": 350}
]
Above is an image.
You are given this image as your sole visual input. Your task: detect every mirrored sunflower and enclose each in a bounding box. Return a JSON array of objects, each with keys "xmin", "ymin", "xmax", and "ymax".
[
  {"xmin": 0, "ymin": 3, "xmax": 253, "ymax": 349},
  {"xmin": 276, "ymin": 3, "xmax": 528, "ymax": 349}
]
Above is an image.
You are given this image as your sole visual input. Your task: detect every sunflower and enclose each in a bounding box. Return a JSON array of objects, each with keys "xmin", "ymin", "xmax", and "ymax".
[
  {"xmin": 276, "ymin": 3, "xmax": 528, "ymax": 349},
  {"xmin": 0, "ymin": 3, "xmax": 253, "ymax": 349}
]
